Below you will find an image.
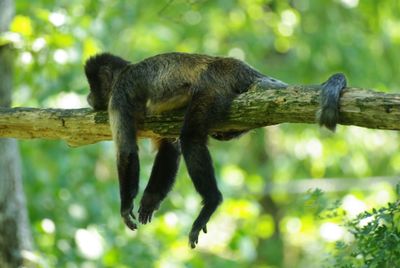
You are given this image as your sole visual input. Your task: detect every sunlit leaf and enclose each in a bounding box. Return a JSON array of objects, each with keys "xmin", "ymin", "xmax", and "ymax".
[{"xmin": 11, "ymin": 15, "xmax": 33, "ymax": 36}]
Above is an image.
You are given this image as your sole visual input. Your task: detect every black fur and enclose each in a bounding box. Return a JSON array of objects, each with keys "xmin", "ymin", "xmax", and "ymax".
[
  {"xmin": 317, "ymin": 73, "xmax": 347, "ymax": 131},
  {"xmin": 84, "ymin": 52, "xmax": 346, "ymax": 248},
  {"xmin": 138, "ymin": 139, "xmax": 180, "ymax": 224}
]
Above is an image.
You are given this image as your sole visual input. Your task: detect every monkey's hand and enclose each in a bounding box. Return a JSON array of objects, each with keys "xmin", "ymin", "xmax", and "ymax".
[
  {"xmin": 138, "ymin": 192, "xmax": 162, "ymax": 224},
  {"xmin": 121, "ymin": 207, "xmax": 138, "ymax": 230},
  {"xmin": 189, "ymin": 225, "xmax": 207, "ymax": 249}
]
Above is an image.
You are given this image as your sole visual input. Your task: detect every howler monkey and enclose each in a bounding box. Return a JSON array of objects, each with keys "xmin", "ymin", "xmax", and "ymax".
[{"xmin": 84, "ymin": 52, "xmax": 346, "ymax": 248}]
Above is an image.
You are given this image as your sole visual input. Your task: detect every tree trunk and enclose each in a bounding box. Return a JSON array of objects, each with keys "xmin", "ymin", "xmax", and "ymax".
[{"xmin": 0, "ymin": 0, "xmax": 34, "ymax": 267}]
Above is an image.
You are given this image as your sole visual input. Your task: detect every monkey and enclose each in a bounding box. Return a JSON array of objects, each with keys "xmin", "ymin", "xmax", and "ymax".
[{"xmin": 84, "ymin": 52, "xmax": 346, "ymax": 248}]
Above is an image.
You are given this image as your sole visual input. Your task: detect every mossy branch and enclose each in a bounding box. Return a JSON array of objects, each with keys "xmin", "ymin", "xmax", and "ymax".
[{"xmin": 0, "ymin": 85, "xmax": 399, "ymax": 147}]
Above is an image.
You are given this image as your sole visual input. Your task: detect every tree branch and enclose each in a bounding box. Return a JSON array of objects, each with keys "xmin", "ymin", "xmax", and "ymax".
[{"xmin": 0, "ymin": 84, "xmax": 399, "ymax": 147}]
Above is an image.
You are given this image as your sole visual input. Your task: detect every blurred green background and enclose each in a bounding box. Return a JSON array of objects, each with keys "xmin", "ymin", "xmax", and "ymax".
[{"xmin": 5, "ymin": 0, "xmax": 400, "ymax": 267}]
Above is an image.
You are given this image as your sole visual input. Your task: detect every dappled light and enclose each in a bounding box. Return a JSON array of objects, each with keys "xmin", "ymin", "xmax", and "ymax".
[
  {"xmin": 0, "ymin": 0, "xmax": 399, "ymax": 267},
  {"xmin": 75, "ymin": 227, "xmax": 105, "ymax": 259}
]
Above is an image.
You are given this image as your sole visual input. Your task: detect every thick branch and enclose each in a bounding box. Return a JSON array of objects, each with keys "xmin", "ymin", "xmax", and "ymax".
[{"xmin": 0, "ymin": 85, "xmax": 399, "ymax": 147}]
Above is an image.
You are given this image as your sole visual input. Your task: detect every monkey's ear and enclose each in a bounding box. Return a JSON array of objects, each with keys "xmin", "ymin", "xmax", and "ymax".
[{"xmin": 99, "ymin": 66, "xmax": 113, "ymax": 81}]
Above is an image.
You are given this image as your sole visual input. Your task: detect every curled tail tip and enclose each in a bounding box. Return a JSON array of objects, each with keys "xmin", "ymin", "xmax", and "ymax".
[
  {"xmin": 320, "ymin": 122, "xmax": 337, "ymax": 132},
  {"xmin": 317, "ymin": 108, "xmax": 338, "ymax": 132},
  {"xmin": 318, "ymin": 119, "xmax": 337, "ymax": 132}
]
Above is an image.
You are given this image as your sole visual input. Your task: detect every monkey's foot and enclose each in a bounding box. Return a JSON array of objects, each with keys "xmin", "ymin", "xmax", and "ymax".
[
  {"xmin": 138, "ymin": 192, "xmax": 162, "ymax": 224},
  {"xmin": 121, "ymin": 210, "xmax": 137, "ymax": 230},
  {"xmin": 189, "ymin": 225, "xmax": 208, "ymax": 249}
]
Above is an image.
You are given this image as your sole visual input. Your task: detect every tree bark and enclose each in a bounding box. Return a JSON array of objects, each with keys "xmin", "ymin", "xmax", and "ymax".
[
  {"xmin": 0, "ymin": 85, "xmax": 399, "ymax": 147},
  {"xmin": 0, "ymin": 0, "xmax": 34, "ymax": 267}
]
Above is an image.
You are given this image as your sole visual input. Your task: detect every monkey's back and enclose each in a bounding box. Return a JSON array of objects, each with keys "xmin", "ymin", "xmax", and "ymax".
[{"xmin": 129, "ymin": 52, "xmax": 263, "ymax": 114}]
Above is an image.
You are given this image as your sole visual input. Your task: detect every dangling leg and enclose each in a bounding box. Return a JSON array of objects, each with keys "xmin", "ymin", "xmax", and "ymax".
[
  {"xmin": 180, "ymin": 93, "xmax": 224, "ymax": 248},
  {"xmin": 138, "ymin": 139, "xmax": 181, "ymax": 224}
]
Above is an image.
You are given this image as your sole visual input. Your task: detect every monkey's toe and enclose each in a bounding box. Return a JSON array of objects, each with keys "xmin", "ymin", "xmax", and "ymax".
[
  {"xmin": 139, "ymin": 192, "xmax": 162, "ymax": 224},
  {"xmin": 122, "ymin": 212, "xmax": 137, "ymax": 230},
  {"xmin": 138, "ymin": 208, "xmax": 154, "ymax": 224},
  {"xmin": 189, "ymin": 224, "xmax": 208, "ymax": 249},
  {"xmin": 189, "ymin": 230, "xmax": 200, "ymax": 249}
]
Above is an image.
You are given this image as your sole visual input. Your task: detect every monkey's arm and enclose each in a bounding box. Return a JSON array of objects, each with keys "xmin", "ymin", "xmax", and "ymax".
[{"xmin": 108, "ymin": 97, "xmax": 140, "ymax": 230}]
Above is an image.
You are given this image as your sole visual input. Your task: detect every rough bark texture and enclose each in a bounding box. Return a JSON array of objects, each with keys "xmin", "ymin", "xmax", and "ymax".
[
  {"xmin": 0, "ymin": 0, "xmax": 34, "ymax": 267},
  {"xmin": 0, "ymin": 85, "xmax": 399, "ymax": 147}
]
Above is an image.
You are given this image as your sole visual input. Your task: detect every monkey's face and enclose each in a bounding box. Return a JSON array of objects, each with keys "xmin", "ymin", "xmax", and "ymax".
[
  {"xmin": 87, "ymin": 94, "xmax": 108, "ymax": 110},
  {"xmin": 86, "ymin": 84, "xmax": 110, "ymax": 111},
  {"xmin": 86, "ymin": 92, "xmax": 105, "ymax": 110},
  {"xmin": 85, "ymin": 66, "xmax": 113, "ymax": 111},
  {"xmin": 84, "ymin": 53, "xmax": 130, "ymax": 111}
]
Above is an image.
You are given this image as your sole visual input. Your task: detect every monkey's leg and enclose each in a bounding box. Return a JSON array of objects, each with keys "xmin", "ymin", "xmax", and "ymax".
[
  {"xmin": 138, "ymin": 139, "xmax": 181, "ymax": 224},
  {"xmin": 109, "ymin": 102, "xmax": 140, "ymax": 231},
  {"xmin": 180, "ymin": 94, "xmax": 223, "ymax": 248},
  {"xmin": 257, "ymin": 76, "xmax": 288, "ymax": 89}
]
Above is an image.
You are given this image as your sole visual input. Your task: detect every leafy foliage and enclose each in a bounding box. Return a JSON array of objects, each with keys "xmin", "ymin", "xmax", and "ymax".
[
  {"xmin": 3, "ymin": 0, "xmax": 400, "ymax": 267},
  {"xmin": 329, "ymin": 200, "xmax": 400, "ymax": 267}
]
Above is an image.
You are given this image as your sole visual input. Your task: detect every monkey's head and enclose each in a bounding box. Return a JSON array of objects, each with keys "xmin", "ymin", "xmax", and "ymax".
[{"xmin": 84, "ymin": 53, "xmax": 129, "ymax": 110}]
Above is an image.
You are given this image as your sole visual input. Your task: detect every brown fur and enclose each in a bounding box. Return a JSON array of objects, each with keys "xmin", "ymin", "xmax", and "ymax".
[{"xmin": 84, "ymin": 52, "xmax": 345, "ymax": 248}]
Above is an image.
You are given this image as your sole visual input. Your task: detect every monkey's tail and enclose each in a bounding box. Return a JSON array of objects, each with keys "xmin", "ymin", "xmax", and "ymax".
[{"xmin": 316, "ymin": 73, "xmax": 347, "ymax": 131}]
